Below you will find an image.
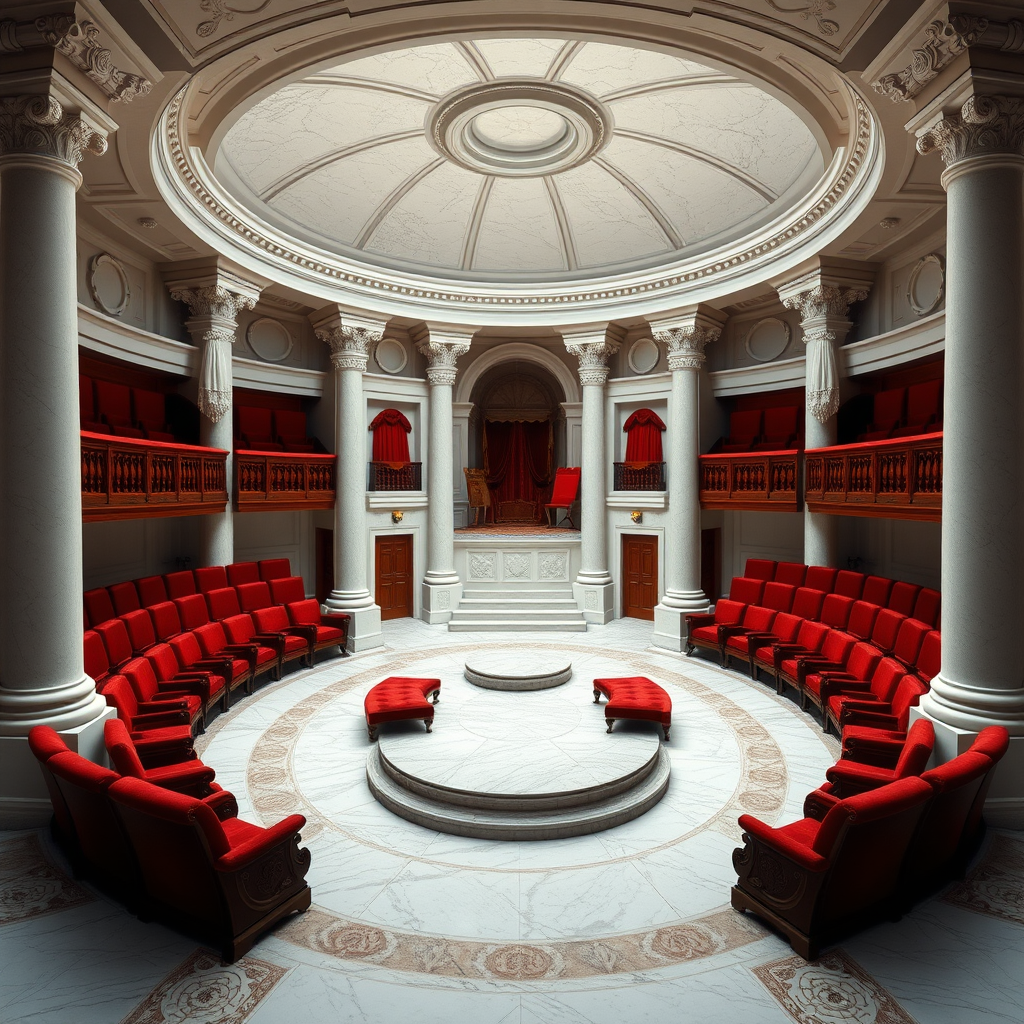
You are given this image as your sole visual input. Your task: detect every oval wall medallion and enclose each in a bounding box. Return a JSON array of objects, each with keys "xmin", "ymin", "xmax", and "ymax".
[
  {"xmin": 627, "ymin": 337, "xmax": 660, "ymax": 375},
  {"xmin": 745, "ymin": 317, "xmax": 791, "ymax": 363},
  {"xmin": 907, "ymin": 253, "xmax": 945, "ymax": 316},
  {"xmin": 246, "ymin": 317, "xmax": 293, "ymax": 362},
  {"xmin": 88, "ymin": 254, "xmax": 131, "ymax": 316},
  {"xmin": 375, "ymin": 337, "xmax": 408, "ymax": 374}
]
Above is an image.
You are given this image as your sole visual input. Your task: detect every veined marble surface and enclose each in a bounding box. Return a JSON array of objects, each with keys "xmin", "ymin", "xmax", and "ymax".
[
  {"xmin": 464, "ymin": 651, "xmax": 573, "ymax": 690},
  {"xmin": 2, "ymin": 617, "xmax": 1022, "ymax": 1024}
]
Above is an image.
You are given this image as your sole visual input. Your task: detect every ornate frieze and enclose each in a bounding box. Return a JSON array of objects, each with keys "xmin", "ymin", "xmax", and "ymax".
[
  {"xmin": 417, "ymin": 334, "xmax": 472, "ymax": 387},
  {"xmin": 0, "ymin": 95, "xmax": 106, "ymax": 167},
  {"xmin": 654, "ymin": 325, "xmax": 721, "ymax": 372},
  {"xmin": 917, "ymin": 95, "xmax": 1024, "ymax": 167}
]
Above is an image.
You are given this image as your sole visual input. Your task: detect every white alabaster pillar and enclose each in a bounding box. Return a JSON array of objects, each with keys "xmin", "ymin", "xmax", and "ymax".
[
  {"xmin": 313, "ymin": 314, "xmax": 385, "ymax": 650},
  {"xmin": 417, "ymin": 329, "xmax": 473, "ymax": 623},
  {"xmin": 776, "ymin": 276, "xmax": 869, "ymax": 568},
  {"xmin": 913, "ymin": 95, "xmax": 1024, "ymax": 825},
  {"xmin": 651, "ymin": 310, "xmax": 724, "ymax": 651},
  {"xmin": 0, "ymin": 96, "xmax": 114, "ymax": 824},
  {"xmin": 169, "ymin": 277, "xmax": 260, "ymax": 567},
  {"xmin": 564, "ymin": 329, "xmax": 618, "ymax": 624}
]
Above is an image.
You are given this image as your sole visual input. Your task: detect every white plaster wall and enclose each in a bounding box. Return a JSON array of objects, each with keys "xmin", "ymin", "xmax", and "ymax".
[
  {"xmin": 82, "ymin": 516, "xmax": 201, "ymax": 590},
  {"xmin": 837, "ymin": 517, "xmax": 941, "ymax": 590},
  {"xmin": 722, "ymin": 509, "xmax": 804, "ymax": 587},
  {"xmin": 233, "ymin": 509, "xmax": 315, "ymax": 595}
]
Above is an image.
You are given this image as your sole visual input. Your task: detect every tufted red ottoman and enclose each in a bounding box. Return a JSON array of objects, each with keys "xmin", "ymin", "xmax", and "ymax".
[
  {"xmin": 592, "ymin": 676, "xmax": 672, "ymax": 741},
  {"xmin": 364, "ymin": 676, "xmax": 441, "ymax": 742}
]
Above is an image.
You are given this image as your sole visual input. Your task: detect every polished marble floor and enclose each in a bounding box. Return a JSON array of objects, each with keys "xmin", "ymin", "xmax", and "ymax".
[{"xmin": 2, "ymin": 617, "xmax": 1022, "ymax": 1024}]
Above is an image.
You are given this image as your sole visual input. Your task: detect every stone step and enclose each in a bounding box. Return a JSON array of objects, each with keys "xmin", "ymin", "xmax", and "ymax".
[
  {"xmin": 451, "ymin": 607, "xmax": 585, "ymax": 621},
  {"xmin": 448, "ymin": 618, "xmax": 588, "ymax": 632},
  {"xmin": 457, "ymin": 598, "xmax": 580, "ymax": 609}
]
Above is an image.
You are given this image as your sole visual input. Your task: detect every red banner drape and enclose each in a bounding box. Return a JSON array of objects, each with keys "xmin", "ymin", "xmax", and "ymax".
[
  {"xmin": 623, "ymin": 408, "xmax": 665, "ymax": 462},
  {"xmin": 483, "ymin": 419, "xmax": 553, "ymax": 519},
  {"xmin": 370, "ymin": 408, "xmax": 412, "ymax": 463}
]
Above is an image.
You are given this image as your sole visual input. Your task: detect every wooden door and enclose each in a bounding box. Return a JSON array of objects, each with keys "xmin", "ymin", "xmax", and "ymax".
[
  {"xmin": 376, "ymin": 534, "xmax": 414, "ymax": 619},
  {"xmin": 622, "ymin": 535, "xmax": 658, "ymax": 620},
  {"xmin": 315, "ymin": 528, "xmax": 334, "ymax": 604}
]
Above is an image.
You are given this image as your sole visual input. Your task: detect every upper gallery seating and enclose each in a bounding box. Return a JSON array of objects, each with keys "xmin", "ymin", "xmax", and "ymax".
[
  {"xmin": 858, "ymin": 381, "xmax": 942, "ymax": 442},
  {"xmin": 80, "ymin": 377, "xmax": 179, "ymax": 443},
  {"xmin": 235, "ymin": 406, "xmax": 317, "ymax": 453},
  {"xmin": 713, "ymin": 407, "xmax": 802, "ymax": 453}
]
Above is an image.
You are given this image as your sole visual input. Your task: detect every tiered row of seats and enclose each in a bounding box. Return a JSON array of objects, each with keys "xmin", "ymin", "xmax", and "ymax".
[
  {"xmin": 714, "ymin": 407, "xmax": 801, "ymax": 453},
  {"xmin": 80, "ymin": 377, "xmax": 176, "ymax": 442},
  {"xmin": 686, "ymin": 559, "xmax": 940, "ymax": 737},
  {"xmin": 83, "ymin": 559, "xmax": 348, "ymax": 740},
  {"xmin": 235, "ymin": 406, "xmax": 317, "ymax": 453},
  {"xmin": 29, "ymin": 717, "xmax": 311, "ymax": 961},
  {"xmin": 732, "ymin": 720, "xmax": 1008, "ymax": 959},
  {"xmin": 859, "ymin": 380, "xmax": 942, "ymax": 441}
]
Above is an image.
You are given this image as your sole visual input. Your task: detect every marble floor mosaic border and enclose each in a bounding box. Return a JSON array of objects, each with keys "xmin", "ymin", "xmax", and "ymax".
[
  {"xmin": 0, "ymin": 832, "xmax": 94, "ymax": 927},
  {"xmin": 941, "ymin": 832, "xmax": 1024, "ymax": 928}
]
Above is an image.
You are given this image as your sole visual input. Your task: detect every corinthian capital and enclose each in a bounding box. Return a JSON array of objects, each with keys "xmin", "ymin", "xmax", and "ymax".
[
  {"xmin": 311, "ymin": 309, "xmax": 387, "ymax": 372},
  {"xmin": 563, "ymin": 328, "xmax": 620, "ymax": 386},
  {"xmin": 417, "ymin": 328, "xmax": 473, "ymax": 387},
  {"xmin": 0, "ymin": 95, "xmax": 106, "ymax": 168},
  {"xmin": 917, "ymin": 95, "xmax": 1024, "ymax": 167},
  {"xmin": 781, "ymin": 283, "xmax": 868, "ymax": 324},
  {"xmin": 170, "ymin": 285, "xmax": 256, "ymax": 324},
  {"xmin": 650, "ymin": 306, "xmax": 725, "ymax": 372}
]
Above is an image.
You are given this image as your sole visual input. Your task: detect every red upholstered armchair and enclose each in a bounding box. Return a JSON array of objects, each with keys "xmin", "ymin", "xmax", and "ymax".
[
  {"xmin": 285, "ymin": 599, "xmax": 350, "ymax": 657},
  {"xmin": 108, "ymin": 776, "xmax": 311, "ymax": 962},
  {"xmin": 745, "ymin": 611, "xmax": 804, "ymax": 680},
  {"xmin": 145, "ymin": 641, "xmax": 228, "ymax": 715},
  {"xmin": 259, "ymin": 558, "xmax": 293, "ymax": 581},
  {"xmin": 760, "ymin": 618, "xmax": 830, "ymax": 689},
  {"xmin": 274, "ymin": 409, "xmax": 315, "ymax": 452},
  {"xmin": 170, "ymin": 629, "xmax": 251, "ymax": 702},
  {"xmin": 821, "ymin": 656, "xmax": 908, "ymax": 735},
  {"xmin": 236, "ymin": 405, "xmax": 282, "ymax": 451},
  {"xmin": 227, "ymin": 561, "xmax": 260, "ymax": 586},
  {"xmin": 719, "ymin": 409, "xmax": 762, "ymax": 452},
  {"xmin": 685, "ymin": 598, "xmax": 746, "ymax": 658},
  {"xmin": 544, "ymin": 466, "xmax": 581, "ymax": 528},
  {"xmin": 250, "ymin": 604, "xmax": 316, "ymax": 668},
  {"xmin": 731, "ymin": 775, "xmax": 933, "ymax": 959},
  {"xmin": 131, "ymin": 388, "xmax": 175, "ymax": 442},
  {"xmin": 98, "ymin": 675, "xmax": 197, "ymax": 767},
  {"xmin": 839, "ymin": 675, "xmax": 930, "ymax": 768}
]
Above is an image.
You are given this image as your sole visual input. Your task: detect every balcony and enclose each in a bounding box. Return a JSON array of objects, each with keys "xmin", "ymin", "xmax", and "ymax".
[
  {"xmin": 804, "ymin": 433, "xmax": 942, "ymax": 521},
  {"xmin": 235, "ymin": 451, "xmax": 336, "ymax": 512},
  {"xmin": 81, "ymin": 432, "xmax": 228, "ymax": 522},
  {"xmin": 368, "ymin": 461, "xmax": 422, "ymax": 492},
  {"xmin": 699, "ymin": 450, "xmax": 800, "ymax": 512},
  {"xmin": 613, "ymin": 462, "xmax": 665, "ymax": 492}
]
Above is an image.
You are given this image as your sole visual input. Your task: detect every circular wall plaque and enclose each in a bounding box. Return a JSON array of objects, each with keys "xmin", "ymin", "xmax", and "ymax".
[
  {"xmin": 246, "ymin": 317, "xmax": 293, "ymax": 362},
  {"xmin": 907, "ymin": 253, "xmax": 945, "ymax": 316},
  {"xmin": 745, "ymin": 317, "xmax": 791, "ymax": 363},
  {"xmin": 627, "ymin": 337, "xmax": 660, "ymax": 374},
  {"xmin": 375, "ymin": 337, "xmax": 408, "ymax": 374},
  {"xmin": 88, "ymin": 254, "xmax": 130, "ymax": 316}
]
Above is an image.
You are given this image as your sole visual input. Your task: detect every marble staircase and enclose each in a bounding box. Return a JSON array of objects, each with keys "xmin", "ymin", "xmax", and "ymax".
[{"xmin": 447, "ymin": 586, "xmax": 588, "ymax": 632}]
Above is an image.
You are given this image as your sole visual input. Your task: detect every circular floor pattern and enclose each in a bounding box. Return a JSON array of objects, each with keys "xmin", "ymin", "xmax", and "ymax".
[{"xmin": 464, "ymin": 651, "xmax": 573, "ymax": 691}]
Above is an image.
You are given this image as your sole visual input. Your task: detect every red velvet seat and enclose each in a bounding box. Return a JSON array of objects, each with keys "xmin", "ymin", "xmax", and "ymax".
[
  {"xmin": 718, "ymin": 605, "xmax": 777, "ymax": 668},
  {"xmin": 773, "ymin": 561, "xmax": 807, "ymax": 588},
  {"xmin": 743, "ymin": 558, "xmax": 776, "ymax": 582},
  {"xmin": 803, "ymin": 565, "xmax": 838, "ymax": 593},
  {"xmin": 258, "ymin": 558, "xmax": 293, "ymax": 581},
  {"xmin": 593, "ymin": 676, "xmax": 672, "ymax": 740},
  {"xmin": 27, "ymin": 726, "xmax": 77, "ymax": 851},
  {"xmin": 891, "ymin": 379, "xmax": 942, "ymax": 437},
  {"xmin": 206, "ymin": 586, "xmax": 242, "ymax": 621},
  {"xmin": 220, "ymin": 614, "xmax": 283, "ymax": 683},
  {"xmin": 840, "ymin": 675, "xmax": 930, "ymax": 767},
  {"xmin": 887, "ymin": 581, "xmax": 922, "ymax": 617},
  {"xmin": 843, "ymin": 600, "xmax": 879, "ymax": 641},
  {"xmin": 760, "ymin": 581, "xmax": 795, "ymax": 613},
  {"xmin": 145, "ymin": 641, "xmax": 228, "ymax": 714},
  {"xmin": 269, "ymin": 576, "xmax": 306, "ymax": 604},
  {"xmin": 120, "ymin": 608, "xmax": 158, "ymax": 655},
  {"xmin": 84, "ymin": 629, "xmax": 113, "ymax": 684},
  {"xmin": 169, "ymin": 630, "xmax": 249, "ymax": 703},
  {"xmin": 803, "ymin": 642, "xmax": 881, "ymax": 715},
  {"xmin": 860, "ymin": 575, "xmax": 894, "ymax": 607},
  {"xmin": 891, "ymin": 617, "xmax": 931, "ymax": 669},
  {"xmin": 132, "ymin": 388, "xmax": 175, "ymax": 442},
  {"xmin": 719, "ymin": 410, "xmax": 762, "ymax": 452},
  {"xmin": 94, "ymin": 618, "xmax": 134, "ymax": 672},
  {"xmin": 108, "ymin": 776, "xmax": 310, "ymax": 962},
  {"xmin": 823, "ymin": 656, "xmax": 910, "ymax": 735},
  {"xmin": 135, "ymin": 575, "xmax": 169, "ymax": 608},
  {"xmin": 364, "ymin": 676, "xmax": 441, "ymax": 741},
  {"xmin": 173, "ymin": 593, "xmax": 211, "ymax": 631},
  {"xmin": 819, "ymin": 593, "xmax": 854, "ymax": 630},
  {"xmin": 833, "ymin": 570, "xmax": 865, "ymax": 600},
  {"xmin": 912, "ymin": 587, "xmax": 941, "ymax": 628},
  {"xmin": 121, "ymin": 656, "xmax": 205, "ymax": 732},
  {"xmin": 236, "ymin": 405, "xmax": 283, "ymax": 451},
  {"xmin": 84, "ymin": 587, "xmax": 116, "ymax": 628},
  {"xmin": 194, "ymin": 565, "xmax": 229, "ymax": 593},
  {"xmin": 96, "ymin": 380, "xmax": 144, "ymax": 438},
  {"xmin": 915, "ymin": 630, "xmax": 941, "ymax": 682},
  {"xmin": 109, "ymin": 581, "xmax": 141, "ymax": 616},
  {"xmin": 868, "ymin": 608, "xmax": 906, "ymax": 656},
  {"xmin": 163, "ymin": 570, "xmax": 197, "ymax": 599},
  {"xmin": 760, "ymin": 619, "xmax": 830, "ymax": 688},
  {"xmin": 147, "ymin": 601, "xmax": 184, "ymax": 643},
  {"xmin": 953, "ymin": 727, "xmax": 1011, "ymax": 870},
  {"xmin": 275, "ymin": 409, "xmax": 316, "ymax": 453},
  {"xmin": 778, "ymin": 629, "xmax": 856, "ymax": 699},
  {"xmin": 754, "ymin": 406, "xmax": 799, "ymax": 450},
  {"xmin": 729, "ymin": 576, "xmax": 765, "ymax": 604},
  {"xmin": 685, "ymin": 598, "xmax": 746, "ymax": 658},
  {"xmin": 105, "ymin": 719, "xmax": 224, "ymax": 799},
  {"xmin": 545, "ymin": 466, "xmax": 581, "ymax": 528},
  {"xmin": 193, "ymin": 622, "xmax": 260, "ymax": 695},
  {"xmin": 732, "ymin": 774, "xmax": 934, "ymax": 959},
  {"xmin": 860, "ymin": 387, "xmax": 906, "ymax": 441},
  {"xmin": 746, "ymin": 611, "xmax": 804, "ymax": 680},
  {"xmin": 237, "ymin": 581, "xmax": 274, "ymax": 613},
  {"xmin": 227, "ymin": 561, "xmax": 260, "ymax": 587},
  {"xmin": 791, "ymin": 586, "xmax": 825, "ymax": 621},
  {"xmin": 250, "ymin": 605, "xmax": 314, "ymax": 667},
  {"xmin": 97, "ymin": 675, "xmax": 196, "ymax": 766},
  {"xmin": 285, "ymin": 599, "xmax": 350, "ymax": 657}
]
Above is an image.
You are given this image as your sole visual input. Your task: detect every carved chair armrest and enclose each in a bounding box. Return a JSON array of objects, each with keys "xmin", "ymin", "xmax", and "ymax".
[
  {"xmin": 156, "ymin": 679, "xmax": 207, "ymax": 698},
  {"xmin": 796, "ymin": 658, "xmax": 843, "ymax": 685},
  {"xmin": 194, "ymin": 657, "xmax": 234, "ymax": 677},
  {"xmin": 253, "ymin": 633, "xmax": 286, "ymax": 655},
  {"xmin": 220, "ymin": 644, "xmax": 260, "ymax": 668},
  {"xmin": 825, "ymin": 760, "xmax": 894, "ymax": 798},
  {"xmin": 716, "ymin": 625, "xmax": 749, "ymax": 641},
  {"xmin": 202, "ymin": 787, "xmax": 238, "ymax": 820},
  {"xmin": 216, "ymin": 814, "xmax": 308, "ymax": 873},
  {"xmin": 841, "ymin": 734, "xmax": 903, "ymax": 770},
  {"xmin": 819, "ymin": 677, "xmax": 872, "ymax": 702},
  {"xmin": 735, "ymin": 815, "xmax": 829, "ymax": 873},
  {"xmin": 802, "ymin": 787, "xmax": 840, "ymax": 821},
  {"xmin": 840, "ymin": 705, "xmax": 899, "ymax": 729},
  {"xmin": 143, "ymin": 759, "xmax": 217, "ymax": 796},
  {"xmin": 685, "ymin": 613, "xmax": 715, "ymax": 628},
  {"xmin": 135, "ymin": 696, "xmax": 190, "ymax": 713},
  {"xmin": 131, "ymin": 708, "xmax": 191, "ymax": 728},
  {"xmin": 742, "ymin": 631, "xmax": 777, "ymax": 648},
  {"xmin": 322, "ymin": 613, "xmax": 350, "ymax": 631}
]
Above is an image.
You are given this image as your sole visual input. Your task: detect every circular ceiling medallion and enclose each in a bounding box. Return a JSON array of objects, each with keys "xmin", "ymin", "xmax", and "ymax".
[
  {"xmin": 745, "ymin": 317, "xmax": 791, "ymax": 363},
  {"xmin": 375, "ymin": 337, "xmax": 408, "ymax": 374},
  {"xmin": 88, "ymin": 254, "xmax": 130, "ymax": 316},
  {"xmin": 907, "ymin": 253, "xmax": 945, "ymax": 316},
  {"xmin": 628, "ymin": 337, "xmax": 660, "ymax": 374},
  {"xmin": 246, "ymin": 316, "xmax": 293, "ymax": 361},
  {"xmin": 429, "ymin": 80, "xmax": 609, "ymax": 177}
]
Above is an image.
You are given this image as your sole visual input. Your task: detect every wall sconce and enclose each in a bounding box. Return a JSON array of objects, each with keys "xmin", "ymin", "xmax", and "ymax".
[
  {"xmin": 630, "ymin": 510, "xmax": 643, "ymax": 524},
  {"xmin": 391, "ymin": 510, "xmax": 404, "ymax": 524}
]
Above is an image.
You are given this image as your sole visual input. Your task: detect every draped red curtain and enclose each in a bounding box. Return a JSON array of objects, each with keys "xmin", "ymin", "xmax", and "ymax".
[
  {"xmin": 370, "ymin": 408, "xmax": 411, "ymax": 463},
  {"xmin": 483, "ymin": 419, "xmax": 553, "ymax": 518},
  {"xmin": 623, "ymin": 408, "xmax": 666, "ymax": 462}
]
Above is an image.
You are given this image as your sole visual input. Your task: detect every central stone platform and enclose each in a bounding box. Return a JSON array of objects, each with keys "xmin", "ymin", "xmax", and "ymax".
[
  {"xmin": 464, "ymin": 652, "xmax": 572, "ymax": 691},
  {"xmin": 367, "ymin": 674, "xmax": 670, "ymax": 840}
]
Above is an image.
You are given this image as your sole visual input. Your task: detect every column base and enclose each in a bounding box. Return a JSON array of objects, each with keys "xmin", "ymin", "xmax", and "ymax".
[
  {"xmin": 0, "ymin": 705, "xmax": 116, "ymax": 829},
  {"xmin": 652, "ymin": 594, "xmax": 711, "ymax": 652},
  {"xmin": 911, "ymin": 704, "xmax": 1024, "ymax": 829},
  {"xmin": 339, "ymin": 605, "xmax": 383, "ymax": 653},
  {"xmin": 421, "ymin": 581, "xmax": 462, "ymax": 624},
  {"xmin": 573, "ymin": 580, "xmax": 614, "ymax": 625}
]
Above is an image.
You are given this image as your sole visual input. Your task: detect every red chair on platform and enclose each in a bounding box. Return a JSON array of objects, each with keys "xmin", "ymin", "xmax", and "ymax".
[
  {"xmin": 887, "ymin": 581, "xmax": 922, "ymax": 617},
  {"xmin": 759, "ymin": 619, "xmax": 829, "ymax": 688},
  {"xmin": 236, "ymin": 581, "xmax": 275, "ymax": 613},
  {"xmin": 729, "ymin": 576, "xmax": 765, "ymax": 605},
  {"xmin": 194, "ymin": 565, "xmax": 228, "ymax": 594},
  {"xmin": 84, "ymin": 587, "xmax": 116, "ymax": 628},
  {"xmin": 861, "ymin": 575, "xmax": 894, "ymax": 607},
  {"xmin": 915, "ymin": 630, "xmax": 942, "ymax": 682},
  {"xmin": 193, "ymin": 622, "xmax": 261, "ymax": 695},
  {"xmin": 251, "ymin": 604, "xmax": 316, "ymax": 668},
  {"xmin": 145, "ymin": 641, "xmax": 228, "ymax": 715},
  {"xmin": 173, "ymin": 593, "xmax": 211, "ymax": 632},
  {"xmin": 545, "ymin": 467, "xmax": 581, "ymax": 528},
  {"xmin": 206, "ymin": 587, "xmax": 242, "ymax": 621},
  {"xmin": 822, "ymin": 656, "xmax": 909, "ymax": 735},
  {"xmin": 269, "ymin": 576, "xmax": 306, "ymax": 604},
  {"xmin": 773, "ymin": 561, "xmax": 807, "ymax": 588},
  {"xmin": 97, "ymin": 675, "xmax": 196, "ymax": 767},
  {"xmin": 833, "ymin": 570, "xmax": 865, "ymax": 600},
  {"xmin": 912, "ymin": 588, "xmax": 941, "ymax": 628},
  {"xmin": 804, "ymin": 565, "xmax": 838, "ymax": 593},
  {"xmin": 169, "ymin": 631, "xmax": 249, "ymax": 704},
  {"xmin": 147, "ymin": 601, "xmax": 184, "ymax": 644},
  {"xmin": 220, "ymin": 614, "xmax": 285, "ymax": 683},
  {"xmin": 109, "ymin": 581, "xmax": 141, "ymax": 617},
  {"xmin": 743, "ymin": 558, "xmax": 777, "ymax": 582},
  {"xmin": 803, "ymin": 642, "xmax": 881, "ymax": 716},
  {"xmin": 744, "ymin": 612, "xmax": 803, "ymax": 680},
  {"xmin": 27, "ymin": 727, "xmax": 77, "ymax": 852},
  {"xmin": 121, "ymin": 657, "xmax": 205, "ymax": 732},
  {"xmin": 94, "ymin": 618, "xmax": 134, "ymax": 673},
  {"xmin": 163, "ymin": 570, "xmax": 197, "ymax": 600}
]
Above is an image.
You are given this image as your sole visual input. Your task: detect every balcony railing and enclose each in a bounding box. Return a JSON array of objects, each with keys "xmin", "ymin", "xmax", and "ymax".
[
  {"xmin": 613, "ymin": 462, "xmax": 665, "ymax": 491},
  {"xmin": 804, "ymin": 433, "xmax": 941, "ymax": 521},
  {"xmin": 81, "ymin": 432, "xmax": 228, "ymax": 521},
  {"xmin": 699, "ymin": 450, "xmax": 800, "ymax": 512},
  {"xmin": 235, "ymin": 451, "xmax": 336, "ymax": 512},
  {"xmin": 368, "ymin": 461, "xmax": 422, "ymax": 492}
]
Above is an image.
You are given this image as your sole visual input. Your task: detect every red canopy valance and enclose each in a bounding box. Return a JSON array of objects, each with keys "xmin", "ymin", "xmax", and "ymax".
[
  {"xmin": 623, "ymin": 408, "xmax": 665, "ymax": 462},
  {"xmin": 370, "ymin": 408, "xmax": 412, "ymax": 463}
]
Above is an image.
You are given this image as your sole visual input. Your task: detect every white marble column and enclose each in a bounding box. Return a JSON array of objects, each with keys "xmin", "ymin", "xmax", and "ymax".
[
  {"xmin": 564, "ymin": 328, "xmax": 619, "ymax": 624},
  {"xmin": 452, "ymin": 402, "xmax": 475, "ymax": 529},
  {"xmin": 650, "ymin": 308, "xmax": 725, "ymax": 651},
  {"xmin": 912, "ymin": 94, "xmax": 1024, "ymax": 825},
  {"xmin": 0, "ymin": 95, "xmax": 115, "ymax": 823},
  {"xmin": 417, "ymin": 328, "xmax": 473, "ymax": 623},
  {"xmin": 774, "ymin": 266, "xmax": 871, "ymax": 568},
  {"xmin": 312, "ymin": 311, "xmax": 386, "ymax": 651},
  {"xmin": 167, "ymin": 269, "xmax": 262, "ymax": 568}
]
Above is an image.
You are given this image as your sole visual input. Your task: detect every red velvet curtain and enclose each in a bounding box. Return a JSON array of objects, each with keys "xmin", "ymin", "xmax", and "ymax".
[
  {"xmin": 483, "ymin": 419, "xmax": 553, "ymax": 517},
  {"xmin": 370, "ymin": 408, "xmax": 411, "ymax": 463},
  {"xmin": 623, "ymin": 408, "xmax": 665, "ymax": 462}
]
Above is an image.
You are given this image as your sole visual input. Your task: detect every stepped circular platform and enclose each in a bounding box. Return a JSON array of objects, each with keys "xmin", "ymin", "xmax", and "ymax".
[
  {"xmin": 464, "ymin": 652, "xmax": 572, "ymax": 691},
  {"xmin": 367, "ymin": 685, "xmax": 670, "ymax": 840}
]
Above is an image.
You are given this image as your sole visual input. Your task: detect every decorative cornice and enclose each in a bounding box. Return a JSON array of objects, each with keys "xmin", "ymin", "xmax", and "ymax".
[
  {"xmin": 654, "ymin": 325, "xmax": 721, "ymax": 371},
  {"xmin": 917, "ymin": 95, "xmax": 1024, "ymax": 167},
  {"xmin": 0, "ymin": 94, "xmax": 106, "ymax": 167},
  {"xmin": 417, "ymin": 334, "xmax": 472, "ymax": 386}
]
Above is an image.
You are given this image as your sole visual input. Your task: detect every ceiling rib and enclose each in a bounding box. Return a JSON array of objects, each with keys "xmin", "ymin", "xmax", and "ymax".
[
  {"xmin": 460, "ymin": 176, "xmax": 495, "ymax": 270},
  {"xmin": 299, "ymin": 75, "xmax": 438, "ymax": 104},
  {"xmin": 601, "ymin": 74, "xmax": 741, "ymax": 102},
  {"xmin": 355, "ymin": 157, "xmax": 446, "ymax": 249},
  {"xmin": 546, "ymin": 41, "xmax": 586, "ymax": 81},
  {"xmin": 593, "ymin": 156, "xmax": 685, "ymax": 249},
  {"xmin": 454, "ymin": 41, "xmax": 494, "ymax": 81},
  {"xmin": 544, "ymin": 177, "xmax": 579, "ymax": 271}
]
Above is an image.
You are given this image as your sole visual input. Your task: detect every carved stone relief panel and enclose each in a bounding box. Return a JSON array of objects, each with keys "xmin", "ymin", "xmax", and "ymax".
[
  {"xmin": 469, "ymin": 552, "xmax": 497, "ymax": 581},
  {"xmin": 539, "ymin": 552, "xmax": 568, "ymax": 581},
  {"xmin": 502, "ymin": 552, "xmax": 531, "ymax": 581}
]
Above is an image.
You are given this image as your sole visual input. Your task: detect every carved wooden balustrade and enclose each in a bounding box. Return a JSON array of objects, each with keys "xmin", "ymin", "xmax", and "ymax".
[
  {"xmin": 367, "ymin": 461, "xmax": 422, "ymax": 491},
  {"xmin": 804, "ymin": 433, "xmax": 942, "ymax": 521},
  {"xmin": 235, "ymin": 451, "xmax": 336, "ymax": 512},
  {"xmin": 699, "ymin": 450, "xmax": 800, "ymax": 512},
  {"xmin": 613, "ymin": 462, "xmax": 665, "ymax": 491},
  {"xmin": 81, "ymin": 432, "xmax": 228, "ymax": 521}
]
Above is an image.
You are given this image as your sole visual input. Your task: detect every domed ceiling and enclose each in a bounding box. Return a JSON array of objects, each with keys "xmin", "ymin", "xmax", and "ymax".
[{"xmin": 217, "ymin": 37, "xmax": 824, "ymax": 282}]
